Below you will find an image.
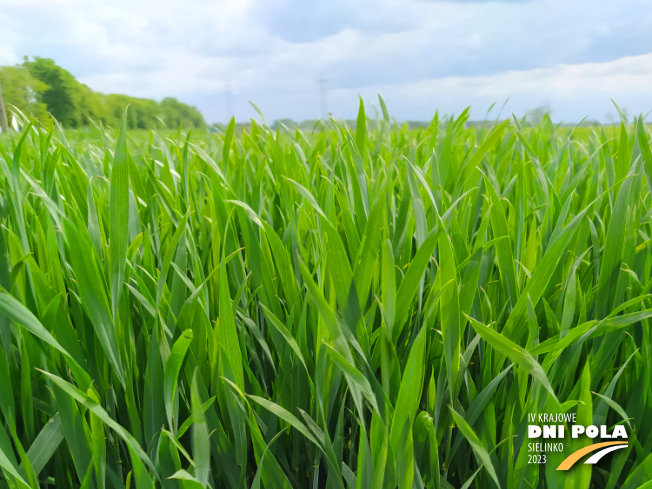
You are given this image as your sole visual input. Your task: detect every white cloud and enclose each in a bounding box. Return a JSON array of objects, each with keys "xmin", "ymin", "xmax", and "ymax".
[
  {"xmin": 347, "ymin": 53, "xmax": 652, "ymax": 122},
  {"xmin": 2, "ymin": 0, "xmax": 652, "ymax": 122},
  {"xmin": 0, "ymin": 46, "xmax": 18, "ymax": 66}
]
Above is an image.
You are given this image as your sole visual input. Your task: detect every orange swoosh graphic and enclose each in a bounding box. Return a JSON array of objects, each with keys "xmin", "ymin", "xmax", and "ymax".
[{"xmin": 557, "ymin": 442, "xmax": 628, "ymax": 470}]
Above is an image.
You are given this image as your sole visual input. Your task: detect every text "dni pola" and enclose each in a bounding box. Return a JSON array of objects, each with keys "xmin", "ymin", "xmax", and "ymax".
[{"xmin": 528, "ymin": 425, "xmax": 628, "ymax": 439}]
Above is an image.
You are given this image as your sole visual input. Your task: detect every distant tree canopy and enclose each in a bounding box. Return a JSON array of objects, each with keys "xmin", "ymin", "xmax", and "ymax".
[
  {"xmin": 0, "ymin": 65, "xmax": 49, "ymax": 121},
  {"xmin": 0, "ymin": 57, "xmax": 205, "ymax": 129}
]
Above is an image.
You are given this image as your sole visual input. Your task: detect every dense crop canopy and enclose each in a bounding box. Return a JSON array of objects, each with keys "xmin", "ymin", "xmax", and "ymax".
[{"xmin": 0, "ymin": 101, "xmax": 651, "ymax": 488}]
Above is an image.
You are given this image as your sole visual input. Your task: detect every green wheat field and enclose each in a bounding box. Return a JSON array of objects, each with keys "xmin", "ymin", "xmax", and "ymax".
[{"xmin": 0, "ymin": 98, "xmax": 650, "ymax": 489}]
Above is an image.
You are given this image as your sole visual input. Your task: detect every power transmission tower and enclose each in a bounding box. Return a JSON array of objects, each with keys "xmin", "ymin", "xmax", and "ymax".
[
  {"xmin": 0, "ymin": 79, "xmax": 8, "ymax": 133},
  {"xmin": 318, "ymin": 74, "xmax": 328, "ymax": 121},
  {"xmin": 225, "ymin": 80, "xmax": 233, "ymax": 123}
]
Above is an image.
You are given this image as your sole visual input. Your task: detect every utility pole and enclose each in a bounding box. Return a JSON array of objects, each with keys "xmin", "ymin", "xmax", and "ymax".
[
  {"xmin": 318, "ymin": 74, "xmax": 328, "ymax": 121},
  {"xmin": 0, "ymin": 79, "xmax": 8, "ymax": 133},
  {"xmin": 225, "ymin": 80, "xmax": 233, "ymax": 123}
]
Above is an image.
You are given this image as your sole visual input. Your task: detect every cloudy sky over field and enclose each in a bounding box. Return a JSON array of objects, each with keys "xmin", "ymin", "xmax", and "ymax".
[{"xmin": 2, "ymin": 0, "xmax": 652, "ymax": 123}]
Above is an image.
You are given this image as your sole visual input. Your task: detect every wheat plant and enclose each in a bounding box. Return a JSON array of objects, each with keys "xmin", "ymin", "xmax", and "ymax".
[{"xmin": 0, "ymin": 99, "xmax": 650, "ymax": 488}]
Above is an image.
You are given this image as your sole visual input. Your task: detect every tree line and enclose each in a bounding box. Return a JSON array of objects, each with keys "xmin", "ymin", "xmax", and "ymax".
[{"xmin": 0, "ymin": 57, "xmax": 205, "ymax": 130}]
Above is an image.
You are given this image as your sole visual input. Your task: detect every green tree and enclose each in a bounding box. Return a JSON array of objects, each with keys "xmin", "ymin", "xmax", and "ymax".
[
  {"xmin": 78, "ymin": 83, "xmax": 106, "ymax": 125},
  {"xmin": 23, "ymin": 57, "xmax": 81, "ymax": 127},
  {"xmin": 104, "ymin": 94, "xmax": 159, "ymax": 129},
  {"xmin": 159, "ymin": 97, "xmax": 205, "ymax": 128},
  {"xmin": 0, "ymin": 65, "xmax": 49, "ymax": 122},
  {"xmin": 1, "ymin": 57, "xmax": 207, "ymax": 130}
]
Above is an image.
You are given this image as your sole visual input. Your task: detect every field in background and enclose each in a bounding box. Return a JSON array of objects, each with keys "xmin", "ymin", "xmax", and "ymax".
[{"xmin": 0, "ymin": 100, "xmax": 650, "ymax": 489}]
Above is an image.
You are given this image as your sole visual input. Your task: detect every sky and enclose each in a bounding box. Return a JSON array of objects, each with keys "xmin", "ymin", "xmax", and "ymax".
[{"xmin": 2, "ymin": 0, "xmax": 652, "ymax": 124}]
